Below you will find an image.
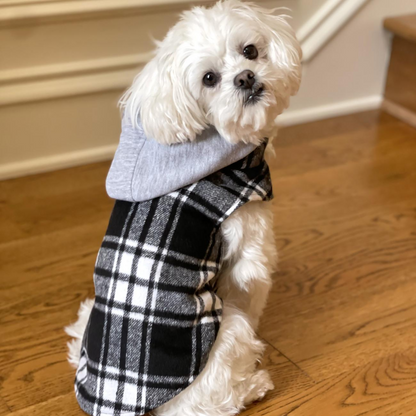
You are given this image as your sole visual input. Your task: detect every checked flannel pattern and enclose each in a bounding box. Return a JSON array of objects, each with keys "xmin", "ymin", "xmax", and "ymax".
[{"xmin": 75, "ymin": 141, "xmax": 273, "ymax": 415}]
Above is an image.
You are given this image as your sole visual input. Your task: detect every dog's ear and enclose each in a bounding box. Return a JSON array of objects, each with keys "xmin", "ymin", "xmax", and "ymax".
[
  {"xmin": 231, "ymin": 2, "xmax": 302, "ymax": 97},
  {"xmin": 120, "ymin": 42, "xmax": 207, "ymax": 145},
  {"xmin": 257, "ymin": 7, "xmax": 302, "ymax": 97}
]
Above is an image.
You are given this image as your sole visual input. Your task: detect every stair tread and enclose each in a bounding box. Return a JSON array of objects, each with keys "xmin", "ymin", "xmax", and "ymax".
[{"xmin": 384, "ymin": 13, "xmax": 416, "ymax": 43}]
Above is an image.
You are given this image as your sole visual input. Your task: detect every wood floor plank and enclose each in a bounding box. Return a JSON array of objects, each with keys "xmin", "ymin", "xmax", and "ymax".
[
  {"xmin": 1, "ymin": 110, "xmax": 416, "ymax": 415},
  {"xmin": 0, "ymin": 162, "xmax": 112, "ymax": 246},
  {"xmin": 0, "ymin": 397, "xmax": 11, "ymax": 416},
  {"xmin": 270, "ymin": 111, "xmax": 415, "ymax": 179},
  {"xmin": 0, "ymin": 222, "xmax": 103, "ymax": 309},
  {"xmin": 242, "ymin": 348, "xmax": 416, "ymax": 416},
  {"xmin": 8, "ymin": 393, "xmax": 83, "ymax": 416},
  {"xmin": 268, "ymin": 199, "xmax": 416, "ymax": 297},
  {"xmin": 0, "ymin": 275, "xmax": 92, "ymax": 411},
  {"xmin": 260, "ymin": 270, "xmax": 416, "ymax": 379},
  {"xmin": 0, "ymin": 225, "xmax": 102, "ymax": 410}
]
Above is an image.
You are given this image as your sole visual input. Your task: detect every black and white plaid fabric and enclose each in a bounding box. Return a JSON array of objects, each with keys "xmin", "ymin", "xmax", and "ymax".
[{"xmin": 75, "ymin": 141, "xmax": 273, "ymax": 416}]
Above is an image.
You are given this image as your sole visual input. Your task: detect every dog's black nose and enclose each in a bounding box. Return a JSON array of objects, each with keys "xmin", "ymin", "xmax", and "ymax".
[{"xmin": 234, "ymin": 70, "xmax": 255, "ymax": 89}]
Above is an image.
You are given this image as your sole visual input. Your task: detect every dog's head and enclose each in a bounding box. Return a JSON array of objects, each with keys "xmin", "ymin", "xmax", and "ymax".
[{"xmin": 121, "ymin": 0, "xmax": 302, "ymax": 145}]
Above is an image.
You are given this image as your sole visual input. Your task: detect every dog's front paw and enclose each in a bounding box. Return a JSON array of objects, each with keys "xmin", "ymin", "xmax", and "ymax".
[{"xmin": 243, "ymin": 369, "xmax": 274, "ymax": 406}]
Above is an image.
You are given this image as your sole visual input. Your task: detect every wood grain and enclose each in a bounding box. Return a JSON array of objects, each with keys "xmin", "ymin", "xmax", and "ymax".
[
  {"xmin": 0, "ymin": 397, "xmax": 11, "ymax": 416},
  {"xmin": 242, "ymin": 348, "xmax": 416, "ymax": 416},
  {"xmin": 1, "ymin": 110, "xmax": 416, "ymax": 415}
]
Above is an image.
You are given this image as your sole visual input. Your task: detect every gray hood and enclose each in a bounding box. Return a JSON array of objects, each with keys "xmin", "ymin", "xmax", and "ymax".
[{"xmin": 106, "ymin": 117, "xmax": 256, "ymax": 202}]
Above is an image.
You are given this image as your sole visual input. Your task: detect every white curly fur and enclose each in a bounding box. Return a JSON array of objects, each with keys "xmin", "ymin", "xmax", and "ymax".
[{"xmin": 66, "ymin": 1, "xmax": 301, "ymax": 414}]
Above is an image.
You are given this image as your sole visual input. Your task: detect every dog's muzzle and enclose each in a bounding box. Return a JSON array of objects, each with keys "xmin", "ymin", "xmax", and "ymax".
[
  {"xmin": 233, "ymin": 70, "xmax": 264, "ymax": 105},
  {"xmin": 245, "ymin": 85, "xmax": 264, "ymax": 104}
]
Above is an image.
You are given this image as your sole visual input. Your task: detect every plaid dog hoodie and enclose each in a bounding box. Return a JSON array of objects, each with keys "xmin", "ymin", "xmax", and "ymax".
[{"xmin": 75, "ymin": 141, "xmax": 273, "ymax": 415}]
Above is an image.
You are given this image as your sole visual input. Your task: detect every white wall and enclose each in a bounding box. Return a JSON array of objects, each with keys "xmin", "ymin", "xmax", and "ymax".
[{"xmin": 263, "ymin": 0, "xmax": 328, "ymax": 30}]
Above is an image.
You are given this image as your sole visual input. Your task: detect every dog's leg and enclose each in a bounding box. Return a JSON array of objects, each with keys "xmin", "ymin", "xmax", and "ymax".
[
  {"xmin": 154, "ymin": 305, "xmax": 267, "ymax": 416},
  {"xmin": 218, "ymin": 201, "xmax": 277, "ymax": 406},
  {"xmin": 219, "ymin": 201, "xmax": 277, "ymax": 329}
]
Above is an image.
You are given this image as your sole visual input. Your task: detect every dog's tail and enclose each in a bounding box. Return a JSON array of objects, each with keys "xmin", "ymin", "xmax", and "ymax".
[{"xmin": 64, "ymin": 298, "xmax": 94, "ymax": 368}]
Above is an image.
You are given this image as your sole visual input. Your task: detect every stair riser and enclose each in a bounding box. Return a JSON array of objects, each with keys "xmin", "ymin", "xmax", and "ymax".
[{"xmin": 384, "ymin": 36, "xmax": 416, "ymax": 115}]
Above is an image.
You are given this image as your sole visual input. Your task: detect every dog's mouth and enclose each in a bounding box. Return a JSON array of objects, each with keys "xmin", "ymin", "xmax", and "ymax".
[{"xmin": 245, "ymin": 84, "xmax": 264, "ymax": 105}]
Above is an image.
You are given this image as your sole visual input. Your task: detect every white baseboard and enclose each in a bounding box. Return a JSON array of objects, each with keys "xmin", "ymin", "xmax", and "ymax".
[
  {"xmin": 277, "ymin": 95, "xmax": 382, "ymax": 127},
  {"xmin": 0, "ymin": 144, "xmax": 117, "ymax": 181}
]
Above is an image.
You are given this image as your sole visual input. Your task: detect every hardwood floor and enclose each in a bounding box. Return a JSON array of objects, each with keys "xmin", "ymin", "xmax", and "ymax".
[{"xmin": 1, "ymin": 110, "xmax": 416, "ymax": 415}]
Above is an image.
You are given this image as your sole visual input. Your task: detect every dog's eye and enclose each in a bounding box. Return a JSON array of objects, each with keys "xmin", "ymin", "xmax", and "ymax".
[
  {"xmin": 203, "ymin": 72, "xmax": 218, "ymax": 87},
  {"xmin": 243, "ymin": 45, "xmax": 258, "ymax": 60}
]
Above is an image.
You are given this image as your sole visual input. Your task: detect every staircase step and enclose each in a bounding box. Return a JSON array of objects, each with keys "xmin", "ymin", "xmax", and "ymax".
[
  {"xmin": 383, "ymin": 14, "xmax": 416, "ymax": 129},
  {"xmin": 384, "ymin": 13, "xmax": 416, "ymax": 43}
]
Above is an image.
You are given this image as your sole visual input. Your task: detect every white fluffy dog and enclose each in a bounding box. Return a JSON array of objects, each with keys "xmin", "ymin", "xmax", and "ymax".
[{"xmin": 66, "ymin": 1, "xmax": 301, "ymax": 415}]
